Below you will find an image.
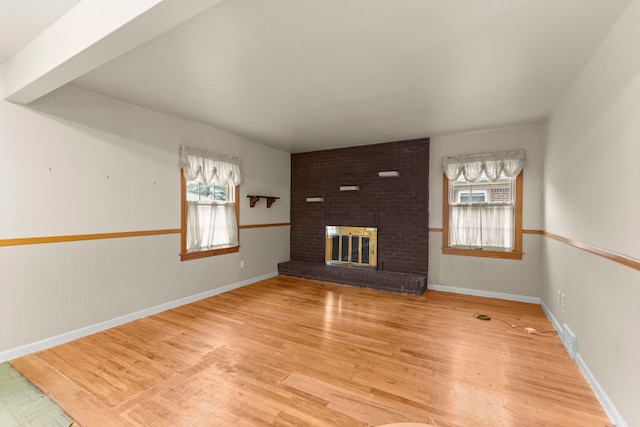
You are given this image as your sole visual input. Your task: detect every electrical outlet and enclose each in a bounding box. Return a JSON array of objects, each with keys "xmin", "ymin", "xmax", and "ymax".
[
  {"xmin": 561, "ymin": 292, "xmax": 566, "ymax": 308},
  {"xmin": 556, "ymin": 290, "xmax": 561, "ymax": 304},
  {"xmin": 240, "ymin": 259, "xmax": 245, "ymax": 268}
]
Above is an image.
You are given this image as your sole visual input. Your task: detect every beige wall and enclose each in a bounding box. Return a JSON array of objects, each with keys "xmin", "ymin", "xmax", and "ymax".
[
  {"xmin": 0, "ymin": 83, "xmax": 290, "ymax": 357},
  {"xmin": 542, "ymin": 2, "xmax": 640, "ymax": 425},
  {"xmin": 428, "ymin": 124, "xmax": 544, "ymax": 297}
]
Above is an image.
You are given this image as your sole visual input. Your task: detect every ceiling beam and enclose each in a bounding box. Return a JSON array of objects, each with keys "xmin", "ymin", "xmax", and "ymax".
[{"xmin": 2, "ymin": 0, "xmax": 222, "ymax": 104}]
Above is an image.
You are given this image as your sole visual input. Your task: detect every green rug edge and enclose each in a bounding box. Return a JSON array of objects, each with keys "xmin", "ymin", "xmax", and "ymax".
[{"xmin": 0, "ymin": 362, "xmax": 73, "ymax": 427}]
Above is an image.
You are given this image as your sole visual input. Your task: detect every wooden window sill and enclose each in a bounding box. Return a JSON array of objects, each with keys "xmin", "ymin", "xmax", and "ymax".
[
  {"xmin": 442, "ymin": 247, "xmax": 523, "ymax": 260},
  {"xmin": 180, "ymin": 245, "xmax": 239, "ymax": 261}
]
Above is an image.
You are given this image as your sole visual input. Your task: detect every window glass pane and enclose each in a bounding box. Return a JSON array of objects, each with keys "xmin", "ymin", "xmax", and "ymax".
[
  {"xmin": 199, "ymin": 183, "xmax": 215, "ymax": 200},
  {"xmin": 451, "ymin": 172, "xmax": 513, "ymax": 204},
  {"xmin": 458, "ymin": 191, "xmax": 487, "ymax": 203},
  {"xmin": 214, "ymin": 185, "xmax": 228, "ymax": 201},
  {"xmin": 186, "ymin": 181, "xmax": 232, "ymax": 202},
  {"xmin": 186, "ymin": 181, "xmax": 201, "ymax": 201}
]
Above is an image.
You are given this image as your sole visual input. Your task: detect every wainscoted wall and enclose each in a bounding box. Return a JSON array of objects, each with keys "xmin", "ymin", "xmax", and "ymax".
[
  {"xmin": 428, "ymin": 124, "xmax": 545, "ymax": 297},
  {"xmin": 541, "ymin": 239, "xmax": 639, "ymax": 426},
  {"xmin": 289, "ymin": 139, "xmax": 429, "ymax": 277},
  {"xmin": 543, "ymin": 2, "xmax": 640, "ymax": 424},
  {"xmin": 0, "ymin": 83, "xmax": 290, "ymax": 358},
  {"xmin": 429, "ymin": 232, "xmax": 543, "ymax": 298}
]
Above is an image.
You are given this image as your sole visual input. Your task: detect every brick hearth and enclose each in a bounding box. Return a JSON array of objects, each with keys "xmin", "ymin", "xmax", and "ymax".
[{"xmin": 277, "ymin": 260, "xmax": 427, "ymax": 295}]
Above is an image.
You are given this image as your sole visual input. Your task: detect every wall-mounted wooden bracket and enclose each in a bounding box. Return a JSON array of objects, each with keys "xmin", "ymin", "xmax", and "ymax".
[{"xmin": 247, "ymin": 195, "xmax": 280, "ymax": 208}]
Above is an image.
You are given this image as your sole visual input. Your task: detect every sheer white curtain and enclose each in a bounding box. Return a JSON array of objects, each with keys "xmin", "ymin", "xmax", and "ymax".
[
  {"xmin": 179, "ymin": 145, "xmax": 242, "ymax": 252},
  {"xmin": 443, "ymin": 150, "xmax": 525, "ymax": 251},
  {"xmin": 186, "ymin": 203, "xmax": 237, "ymax": 252},
  {"xmin": 449, "ymin": 205, "xmax": 514, "ymax": 249}
]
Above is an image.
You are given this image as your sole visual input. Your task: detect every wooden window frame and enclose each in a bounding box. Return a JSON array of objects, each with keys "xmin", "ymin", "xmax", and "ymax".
[
  {"xmin": 442, "ymin": 171, "xmax": 523, "ymax": 260},
  {"xmin": 180, "ymin": 170, "xmax": 240, "ymax": 261}
]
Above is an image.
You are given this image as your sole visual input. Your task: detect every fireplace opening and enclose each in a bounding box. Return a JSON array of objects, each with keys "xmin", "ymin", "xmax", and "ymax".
[{"xmin": 325, "ymin": 226, "xmax": 377, "ymax": 268}]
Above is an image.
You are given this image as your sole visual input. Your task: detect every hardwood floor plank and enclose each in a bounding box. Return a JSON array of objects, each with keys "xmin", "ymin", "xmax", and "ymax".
[
  {"xmin": 10, "ymin": 277, "xmax": 612, "ymax": 426},
  {"xmin": 282, "ymin": 371, "xmax": 418, "ymax": 426}
]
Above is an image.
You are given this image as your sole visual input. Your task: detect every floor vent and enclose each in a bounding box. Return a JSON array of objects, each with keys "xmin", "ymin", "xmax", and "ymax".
[{"xmin": 562, "ymin": 323, "xmax": 577, "ymax": 359}]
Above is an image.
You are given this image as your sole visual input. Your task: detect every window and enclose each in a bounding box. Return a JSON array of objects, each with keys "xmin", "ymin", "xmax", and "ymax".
[
  {"xmin": 179, "ymin": 146, "xmax": 242, "ymax": 261},
  {"xmin": 457, "ymin": 189, "xmax": 488, "ymax": 203},
  {"xmin": 186, "ymin": 181, "xmax": 231, "ymax": 202},
  {"xmin": 442, "ymin": 150, "xmax": 525, "ymax": 260}
]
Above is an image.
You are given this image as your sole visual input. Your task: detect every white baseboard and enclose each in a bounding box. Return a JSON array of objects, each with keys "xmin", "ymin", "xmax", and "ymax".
[
  {"xmin": 427, "ymin": 283, "xmax": 541, "ymax": 304},
  {"xmin": 0, "ymin": 272, "xmax": 278, "ymax": 363},
  {"xmin": 540, "ymin": 300, "xmax": 563, "ymax": 337},
  {"xmin": 575, "ymin": 353, "xmax": 628, "ymax": 427},
  {"xmin": 540, "ymin": 300, "xmax": 625, "ymax": 427},
  {"xmin": 575, "ymin": 353, "xmax": 626, "ymax": 427}
]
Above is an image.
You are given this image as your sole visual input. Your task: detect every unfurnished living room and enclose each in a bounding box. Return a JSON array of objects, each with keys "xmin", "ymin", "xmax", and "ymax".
[{"xmin": 0, "ymin": 1, "xmax": 639, "ymax": 426}]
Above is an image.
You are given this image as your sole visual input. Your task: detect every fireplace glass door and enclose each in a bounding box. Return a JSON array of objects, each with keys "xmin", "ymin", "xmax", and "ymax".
[{"xmin": 325, "ymin": 226, "xmax": 377, "ymax": 268}]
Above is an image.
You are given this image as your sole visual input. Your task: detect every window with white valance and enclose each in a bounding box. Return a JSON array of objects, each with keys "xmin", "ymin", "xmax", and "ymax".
[
  {"xmin": 442, "ymin": 150, "xmax": 525, "ymax": 259},
  {"xmin": 179, "ymin": 145, "xmax": 243, "ymax": 260}
]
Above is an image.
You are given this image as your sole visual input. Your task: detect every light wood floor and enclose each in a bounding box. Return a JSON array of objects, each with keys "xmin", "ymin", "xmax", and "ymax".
[{"xmin": 11, "ymin": 276, "xmax": 611, "ymax": 426}]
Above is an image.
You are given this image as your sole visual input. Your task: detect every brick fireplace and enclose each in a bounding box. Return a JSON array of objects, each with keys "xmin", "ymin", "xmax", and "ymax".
[{"xmin": 278, "ymin": 138, "xmax": 429, "ymax": 295}]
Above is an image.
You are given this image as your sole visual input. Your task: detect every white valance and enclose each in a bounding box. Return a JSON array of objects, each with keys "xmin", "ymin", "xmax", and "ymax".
[
  {"xmin": 179, "ymin": 145, "xmax": 242, "ymax": 186},
  {"xmin": 442, "ymin": 150, "xmax": 526, "ymax": 182}
]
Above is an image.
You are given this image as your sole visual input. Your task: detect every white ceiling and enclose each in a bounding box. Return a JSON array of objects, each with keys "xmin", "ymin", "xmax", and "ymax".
[
  {"xmin": 0, "ymin": 0, "xmax": 82, "ymax": 64},
  {"xmin": 0, "ymin": 0, "xmax": 632, "ymax": 153}
]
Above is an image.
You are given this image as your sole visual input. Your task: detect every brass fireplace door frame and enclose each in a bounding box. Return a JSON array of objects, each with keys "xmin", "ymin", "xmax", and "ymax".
[{"xmin": 325, "ymin": 226, "xmax": 377, "ymax": 268}]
